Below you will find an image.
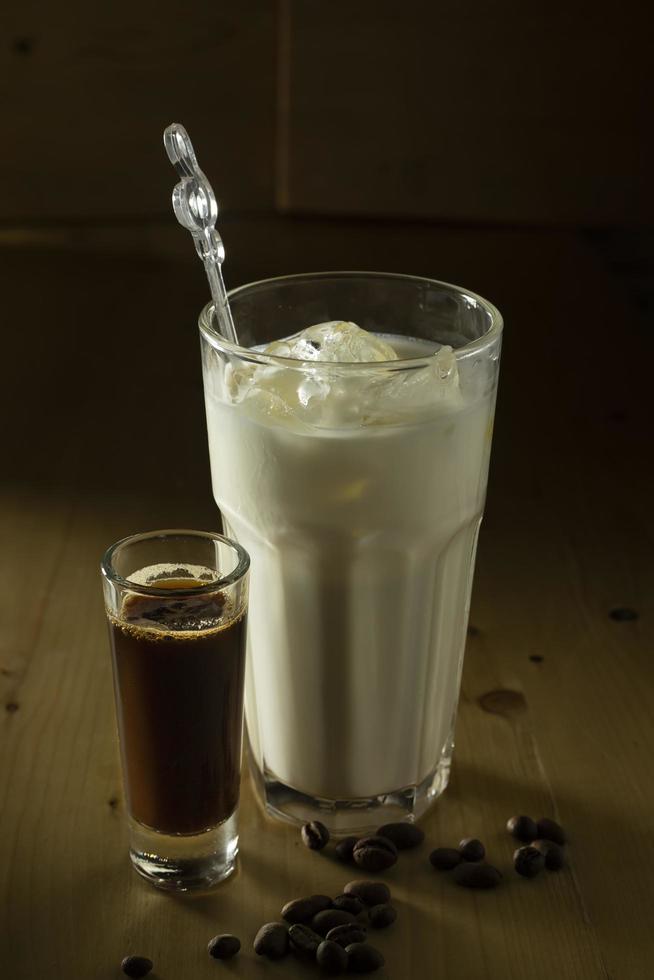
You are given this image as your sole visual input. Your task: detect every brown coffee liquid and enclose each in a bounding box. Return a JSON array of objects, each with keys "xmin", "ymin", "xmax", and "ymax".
[{"xmin": 108, "ymin": 579, "xmax": 246, "ymax": 835}]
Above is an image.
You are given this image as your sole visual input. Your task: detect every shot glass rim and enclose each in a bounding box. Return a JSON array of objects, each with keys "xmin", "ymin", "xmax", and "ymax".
[
  {"xmin": 101, "ymin": 528, "xmax": 250, "ymax": 598},
  {"xmin": 199, "ymin": 270, "xmax": 503, "ymax": 368}
]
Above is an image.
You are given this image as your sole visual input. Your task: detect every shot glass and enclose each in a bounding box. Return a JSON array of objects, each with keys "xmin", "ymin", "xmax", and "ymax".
[{"xmin": 101, "ymin": 529, "xmax": 249, "ymax": 890}]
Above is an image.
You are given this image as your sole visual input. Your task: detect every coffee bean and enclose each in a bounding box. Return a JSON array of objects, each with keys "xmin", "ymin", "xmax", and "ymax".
[
  {"xmin": 331, "ymin": 894, "xmax": 364, "ymax": 916},
  {"xmin": 207, "ymin": 934, "xmax": 241, "ymax": 959},
  {"xmin": 335, "ymin": 836, "xmax": 358, "ymax": 863},
  {"xmin": 312, "ymin": 909, "xmax": 358, "ymax": 936},
  {"xmin": 368, "ymin": 903, "xmax": 396, "ymax": 929},
  {"xmin": 254, "ymin": 922, "xmax": 289, "ymax": 959},
  {"xmin": 453, "ymin": 862, "xmax": 502, "ymax": 889},
  {"xmin": 316, "ymin": 939, "xmax": 348, "ymax": 974},
  {"xmin": 302, "ymin": 820, "xmax": 330, "ymax": 850},
  {"xmin": 121, "ymin": 957, "xmax": 153, "ymax": 978},
  {"xmin": 346, "ymin": 942, "xmax": 385, "ymax": 973},
  {"xmin": 536, "ymin": 817, "xmax": 566, "ymax": 845},
  {"xmin": 376, "ymin": 822, "xmax": 425, "ymax": 849},
  {"xmin": 609, "ymin": 607, "xmax": 638, "ymax": 622},
  {"xmin": 282, "ymin": 894, "xmax": 333, "ymax": 924},
  {"xmin": 289, "ymin": 923, "xmax": 322, "ymax": 959},
  {"xmin": 344, "ymin": 880, "xmax": 391, "ymax": 906},
  {"xmin": 533, "ymin": 839, "xmax": 565, "ymax": 870},
  {"xmin": 429, "ymin": 847, "xmax": 462, "ymax": 870},
  {"xmin": 326, "ymin": 924, "xmax": 367, "ymax": 948},
  {"xmin": 459, "ymin": 837, "xmax": 485, "ymax": 861},
  {"xmin": 513, "ymin": 845, "xmax": 545, "ymax": 878},
  {"xmin": 353, "ymin": 835, "xmax": 398, "ymax": 872},
  {"xmin": 506, "ymin": 815, "xmax": 538, "ymax": 843}
]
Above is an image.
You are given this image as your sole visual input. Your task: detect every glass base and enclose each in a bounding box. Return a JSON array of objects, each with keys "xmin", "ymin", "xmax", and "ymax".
[
  {"xmin": 128, "ymin": 810, "xmax": 238, "ymax": 891},
  {"xmin": 248, "ymin": 750, "xmax": 452, "ymax": 835}
]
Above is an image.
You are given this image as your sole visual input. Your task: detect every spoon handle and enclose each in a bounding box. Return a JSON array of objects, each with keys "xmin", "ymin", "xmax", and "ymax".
[{"xmin": 164, "ymin": 123, "xmax": 237, "ymax": 343}]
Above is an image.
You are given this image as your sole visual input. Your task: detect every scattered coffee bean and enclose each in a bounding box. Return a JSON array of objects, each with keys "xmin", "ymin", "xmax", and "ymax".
[
  {"xmin": 429, "ymin": 847, "xmax": 462, "ymax": 870},
  {"xmin": 207, "ymin": 934, "xmax": 241, "ymax": 959},
  {"xmin": 609, "ymin": 607, "xmax": 638, "ymax": 622},
  {"xmin": 533, "ymin": 839, "xmax": 565, "ymax": 870},
  {"xmin": 536, "ymin": 817, "xmax": 566, "ymax": 845},
  {"xmin": 302, "ymin": 820, "xmax": 330, "ymax": 850},
  {"xmin": 368, "ymin": 903, "xmax": 397, "ymax": 929},
  {"xmin": 353, "ymin": 835, "xmax": 398, "ymax": 872},
  {"xmin": 506, "ymin": 815, "xmax": 538, "ymax": 843},
  {"xmin": 316, "ymin": 939, "xmax": 349, "ymax": 974},
  {"xmin": 282, "ymin": 894, "xmax": 333, "ymax": 924},
  {"xmin": 459, "ymin": 837, "xmax": 485, "ymax": 861},
  {"xmin": 453, "ymin": 862, "xmax": 502, "ymax": 889},
  {"xmin": 326, "ymin": 923, "xmax": 367, "ymax": 948},
  {"xmin": 346, "ymin": 942, "xmax": 385, "ymax": 973},
  {"xmin": 289, "ymin": 923, "xmax": 322, "ymax": 959},
  {"xmin": 121, "ymin": 957, "xmax": 153, "ymax": 979},
  {"xmin": 335, "ymin": 835, "xmax": 358, "ymax": 863},
  {"xmin": 344, "ymin": 880, "xmax": 391, "ymax": 906},
  {"xmin": 254, "ymin": 922, "xmax": 289, "ymax": 959},
  {"xmin": 376, "ymin": 822, "xmax": 425, "ymax": 849},
  {"xmin": 513, "ymin": 845, "xmax": 545, "ymax": 878},
  {"xmin": 331, "ymin": 894, "xmax": 364, "ymax": 916},
  {"xmin": 312, "ymin": 908, "xmax": 358, "ymax": 936}
]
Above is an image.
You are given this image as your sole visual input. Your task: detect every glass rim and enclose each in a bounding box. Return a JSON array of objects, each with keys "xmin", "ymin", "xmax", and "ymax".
[
  {"xmin": 100, "ymin": 529, "xmax": 250, "ymax": 597},
  {"xmin": 198, "ymin": 270, "xmax": 503, "ymax": 369}
]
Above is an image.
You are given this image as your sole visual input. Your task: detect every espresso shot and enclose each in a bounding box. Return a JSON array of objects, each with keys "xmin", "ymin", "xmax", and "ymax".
[
  {"xmin": 108, "ymin": 581, "xmax": 246, "ymax": 836},
  {"xmin": 101, "ymin": 530, "xmax": 250, "ymax": 890}
]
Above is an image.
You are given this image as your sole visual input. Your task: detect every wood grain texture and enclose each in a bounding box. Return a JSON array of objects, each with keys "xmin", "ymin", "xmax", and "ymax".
[
  {"xmin": 281, "ymin": 0, "xmax": 653, "ymax": 223},
  {"xmin": 0, "ymin": 0, "xmax": 276, "ymax": 220},
  {"xmin": 1, "ymin": 225, "xmax": 652, "ymax": 978}
]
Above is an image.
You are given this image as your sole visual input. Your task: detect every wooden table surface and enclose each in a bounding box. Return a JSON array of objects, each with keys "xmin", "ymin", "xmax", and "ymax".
[{"xmin": 1, "ymin": 223, "xmax": 652, "ymax": 979}]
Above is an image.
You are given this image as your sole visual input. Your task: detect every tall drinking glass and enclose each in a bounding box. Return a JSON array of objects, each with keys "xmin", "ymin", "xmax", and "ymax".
[
  {"xmin": 200, "ymin": 273, "xmax": 502, "ymax": 832},
  {"xmin": 101, "ymin": 529, "xmax": 249, "ymax": 889}
]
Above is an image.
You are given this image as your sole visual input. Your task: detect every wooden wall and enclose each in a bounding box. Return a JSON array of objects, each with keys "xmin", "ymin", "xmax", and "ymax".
[
  {"xmin": 0, "ymin": 1, "xmax": 276, "ymax": 219},
  {"xmin": 280, "ymin": 1, "xmax": 652, "ymax": 224},
  {"xmin": 0, "ymin": 0, "xmax": 651, "ymax": 225}
]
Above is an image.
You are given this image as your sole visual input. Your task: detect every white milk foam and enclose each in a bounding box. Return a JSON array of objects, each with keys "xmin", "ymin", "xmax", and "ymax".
[{"xmin": 204, "ymin": 321, "xmax": 494, "ymax": 798}]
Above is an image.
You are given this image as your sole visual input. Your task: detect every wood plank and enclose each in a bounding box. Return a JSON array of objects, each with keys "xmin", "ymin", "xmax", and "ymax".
[
  {"xmin": 0, "ymin": 215, "xmax": 594, "ymax": 303},
  {"xmin": 281, "ymin": 0, "xmax": 653, "ymax": 223},
  {"xmin": 469, "ymin": 236, "xmax": 654, "ymax": 978},
  {"xmin": 1, "ymin": 228, "xmax": 652, "ymax": 977},
  {"xmin": 0, "ymin": 0, "xmax": 276, "ymax": 220}
]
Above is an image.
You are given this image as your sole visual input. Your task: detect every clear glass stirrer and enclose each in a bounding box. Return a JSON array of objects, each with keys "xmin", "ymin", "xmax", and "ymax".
[{"xmin": 163, "ymin": 123, "xmax": 238, "ymax": 343}]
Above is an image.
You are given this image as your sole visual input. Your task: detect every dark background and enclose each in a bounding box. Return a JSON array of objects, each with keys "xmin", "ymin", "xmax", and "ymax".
[
  {"xmin": 1, "ymin": 0, "xmax": 651, "ymax": 521},
  {"xmin": 2, "ymin": 0, "xmax": 652, "ymax": 224},
  {"xmin": 0, "ymin": 0, "xmax": 651, "ymax": 529}
]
